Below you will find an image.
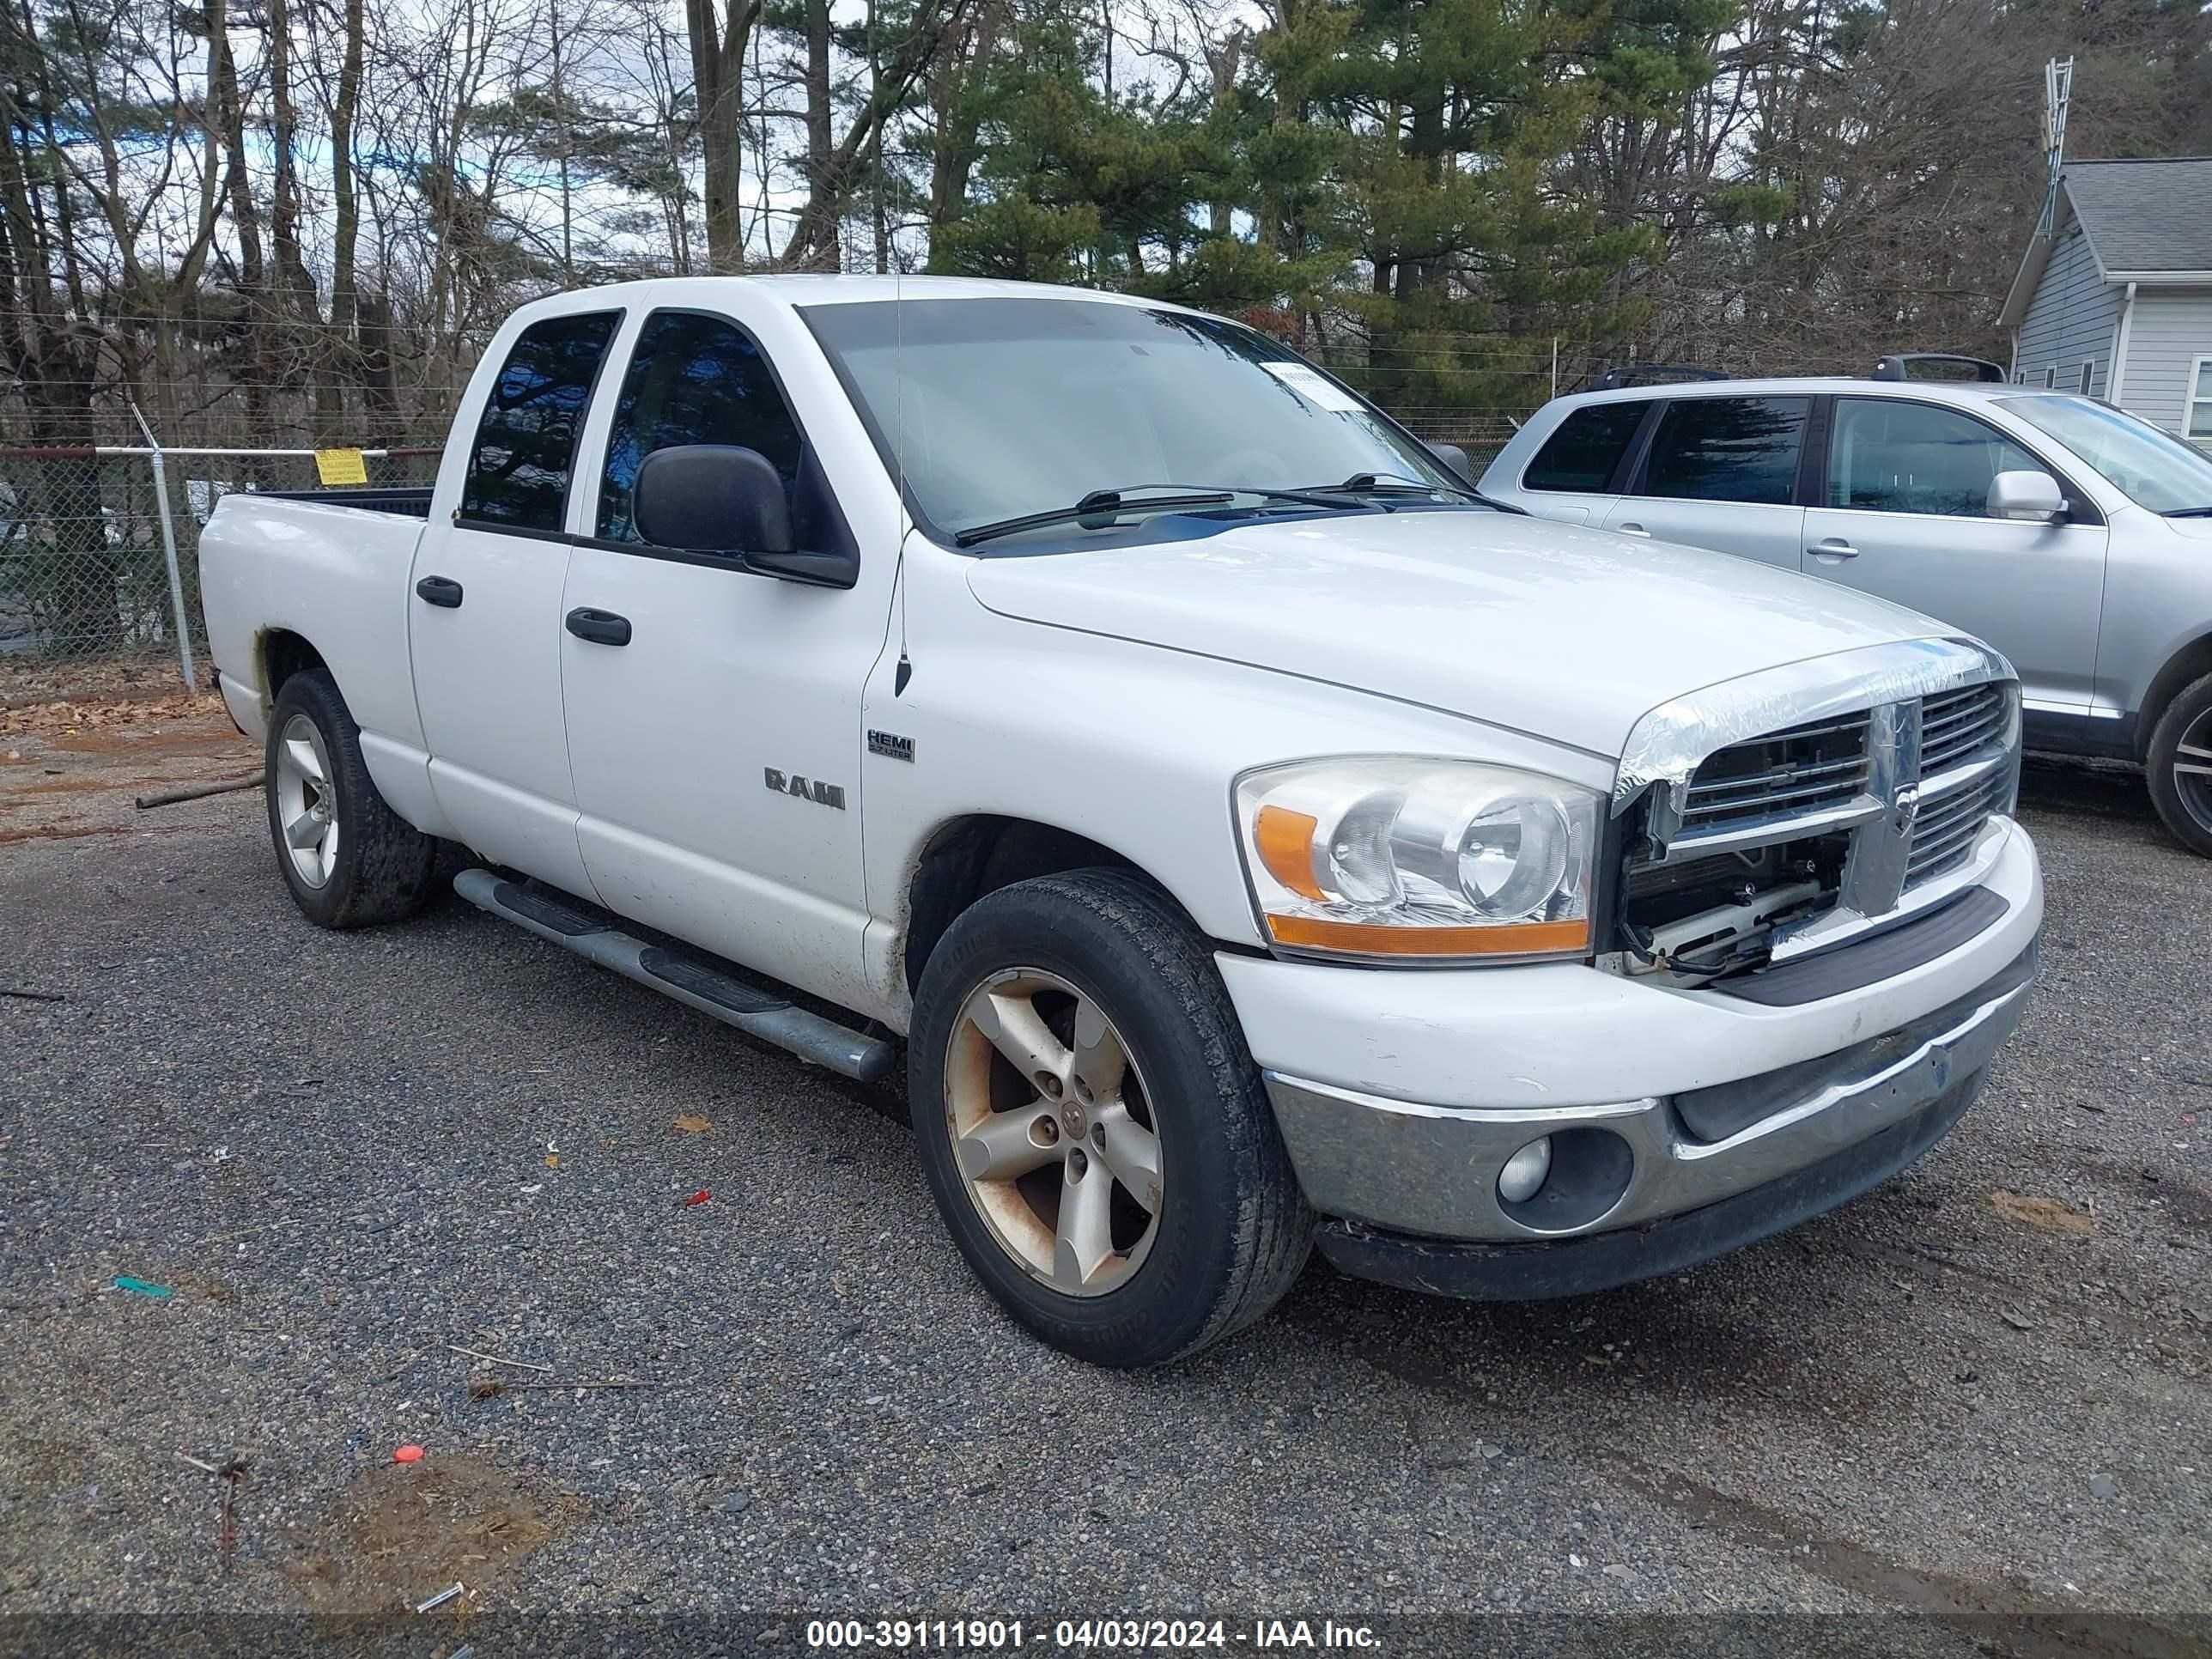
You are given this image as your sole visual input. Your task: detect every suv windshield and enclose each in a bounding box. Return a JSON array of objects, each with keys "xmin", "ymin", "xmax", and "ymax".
[
  {"xmin": 800, "ymin": 297, "xmax": 1466, "ymax": 545},
  {"xmin": 1997, "ymin": 395, "xmax": 2212, "ymax": 514}
]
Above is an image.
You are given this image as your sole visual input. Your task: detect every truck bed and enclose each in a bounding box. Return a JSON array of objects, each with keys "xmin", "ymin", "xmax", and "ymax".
[
  {"xmin": 198, "ymin": 491, "xmax": 435, "ymax": 757},
  {"xmin": 252, "ymin": 486, "xmax": 434, "ymax": 518}
]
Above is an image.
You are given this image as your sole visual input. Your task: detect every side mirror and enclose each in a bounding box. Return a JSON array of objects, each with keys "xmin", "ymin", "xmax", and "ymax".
[
  {"xmin": 1426, "ymin": 441, "xmax": 1476, "ymax": 485},
  {"xmin": 1986, "ymin": 470, "xmax": 2065, "ymax": 524},
  {"xmin": 635, "ymin": 445, "xmax": 795, "ymax": 556}
]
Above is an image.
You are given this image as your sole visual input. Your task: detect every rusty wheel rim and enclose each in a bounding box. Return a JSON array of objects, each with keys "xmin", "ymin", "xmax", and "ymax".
[{"xmin": 944, "ymin": 968, "xmax": 1164, "ymax": 1297}]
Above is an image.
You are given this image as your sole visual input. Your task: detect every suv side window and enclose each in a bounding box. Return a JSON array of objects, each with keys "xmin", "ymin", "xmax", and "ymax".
[
  {"xmin": 598, "ymin": 311, "xmax": 805, "ymax": 544},
  {"xmin": 1828, "ymin": 398, "xmax": 2040, "ymax": 518},
  {"xmin": 1522, "ymin": 402, "xmax": 1647, "ymax": 491},
  {"xmin": 1639, "ymin": 397, "xmax": 1808, "ymax": 505},
  {"xmin": 461, "ymin": 311, "xmax": 621, "ymax": 532}
]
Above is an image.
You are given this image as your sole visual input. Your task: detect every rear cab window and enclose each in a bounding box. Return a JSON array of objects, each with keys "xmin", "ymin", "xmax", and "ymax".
[
  {"xmin": 460, "ymin": 310, "xmax": 622, "ymax": 532},
  {"xmin": 1637, "ymin": 397, "xmax": 1809, "ymax": 505},
  {"xmin": 1522, "ymin": 402, "xmax": 1647, "ymax": 492}
]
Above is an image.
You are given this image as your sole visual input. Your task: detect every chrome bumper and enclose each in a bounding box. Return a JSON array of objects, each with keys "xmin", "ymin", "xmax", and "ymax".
[{"xmin": 1263, "ymin": 951, "xmax": 2034, "ymax": 1244}]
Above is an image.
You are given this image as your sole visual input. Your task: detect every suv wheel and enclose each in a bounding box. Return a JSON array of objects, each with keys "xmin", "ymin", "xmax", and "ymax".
[
  {"xmin": 908, "ymin": 870, "xmax": 1314, "ymax": 1366},
  {"xmin": 2146, "ymin": 672, "xmax": 2212, "ymax": 858}
]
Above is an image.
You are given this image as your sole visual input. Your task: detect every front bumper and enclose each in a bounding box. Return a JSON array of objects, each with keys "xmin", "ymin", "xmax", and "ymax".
[{"xmin": 1216, "ymin": 817, "xmax": 2040, "ymax": 1282}]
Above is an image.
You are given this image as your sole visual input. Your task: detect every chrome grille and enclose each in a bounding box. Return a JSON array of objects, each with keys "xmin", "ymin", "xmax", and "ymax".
[
  {"xmin": 1623, "ymin": 670, "xmax": 2019, "ymax": 975},
  {"xmin": 1918, "ymin": 682, "xmax": 2008, "ymax": 776},
  {"xmin": 1906, "ymin": 767, "xmax": 2008, "ymax": 886},
  {"xmin": 1674, "ymin": 714, "xmax": 1873, "ymax": 842}
]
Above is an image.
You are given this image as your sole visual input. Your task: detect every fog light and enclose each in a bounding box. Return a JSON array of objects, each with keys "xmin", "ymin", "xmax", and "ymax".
[{"xmin": 1498, "ymin": 1136, "xmax": 1553, "ymax": 1204}]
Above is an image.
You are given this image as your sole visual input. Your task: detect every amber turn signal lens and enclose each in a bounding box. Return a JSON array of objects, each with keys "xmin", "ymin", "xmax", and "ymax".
[
  {"xmin": 1264, "ymin": 914, "xmax": 1590, "ymax": 957},
  {"xmin": 1253, "ymin": 805, "xmax": 1326, "ymax": 900}
]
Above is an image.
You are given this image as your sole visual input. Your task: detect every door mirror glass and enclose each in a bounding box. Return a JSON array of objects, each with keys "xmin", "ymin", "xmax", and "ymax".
[
  {"xmin": 633, "ymin": 445, "xmax": 795, "ymax": 556},
  {"xmin": 1986, "ymin": 470, "xmax": 2066, "ymax": 524}
]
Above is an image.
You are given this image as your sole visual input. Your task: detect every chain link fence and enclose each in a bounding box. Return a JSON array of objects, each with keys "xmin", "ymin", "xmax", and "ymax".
[{"xmin": 0, "ymin": 445, "xmax": 441, "ymax": 681}]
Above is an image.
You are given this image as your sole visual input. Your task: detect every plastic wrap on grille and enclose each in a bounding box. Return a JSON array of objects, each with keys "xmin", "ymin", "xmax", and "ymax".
[{"xmin": 1613, "ymin": 636, "xmax": 2015, "ymax": 813}]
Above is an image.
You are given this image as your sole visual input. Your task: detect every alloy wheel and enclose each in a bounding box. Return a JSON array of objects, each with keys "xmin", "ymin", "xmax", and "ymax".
[
  {"xmin": 2176, "ymin": 708, "xmax": 2212, "ymax": 837},
  {"xmin": 943, "ymin": 968, "xmax": 1164, "ymax": 1297},
  {"xmin": 273, "ymin": 712, "xmax": 341, "ymax": 889}
]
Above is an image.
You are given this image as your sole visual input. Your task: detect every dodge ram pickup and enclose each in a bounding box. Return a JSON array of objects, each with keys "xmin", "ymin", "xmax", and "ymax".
[{"xmin": 200, "ymin": 276, "xmax": 2044, "ymax": 1366}]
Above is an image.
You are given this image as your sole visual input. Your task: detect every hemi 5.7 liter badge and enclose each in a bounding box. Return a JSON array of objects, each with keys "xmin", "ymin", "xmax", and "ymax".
[{"xmin": 867, "ymin": 730, "xmax": 915, "ymax": 763}]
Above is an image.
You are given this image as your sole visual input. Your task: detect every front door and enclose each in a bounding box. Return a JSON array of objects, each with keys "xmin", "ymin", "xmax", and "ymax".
[
  {"xmin": 557, "ymin": 307, "xmax": 896, "ymax": 1012},
  {"xmin": 1600, "ymin": 394, "xmax": 1812, "ymax": 570},
  {"xmin": 410, "ymin": 307, "xmax": 623, "ymax": 895},
  {"xmin": 1799, "ymin": 396, "xmax": 2107, "ymax": 713}
]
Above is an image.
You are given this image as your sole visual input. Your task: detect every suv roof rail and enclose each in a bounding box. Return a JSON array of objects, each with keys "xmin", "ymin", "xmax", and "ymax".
[
  {"xmin": 1590, "ymin": 363, "xmax": 1729, "ymax": 391},
  {"xmin": 1870, "ymin": 353, "xmax": 2007, "ymax": 384}
]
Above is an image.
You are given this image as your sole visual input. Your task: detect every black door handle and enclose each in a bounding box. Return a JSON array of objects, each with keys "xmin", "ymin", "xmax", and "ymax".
[
  {"xmin": 415, "ymin": 574, "xmax": 464, "ymax": 609},
  {"xmin": 564, "ymin": 606, "xmax": 632, "ymax": 647}
]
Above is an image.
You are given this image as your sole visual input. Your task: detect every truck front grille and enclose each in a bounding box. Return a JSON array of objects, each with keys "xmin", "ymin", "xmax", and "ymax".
[
  {"xmin": 1918, "ymin": 682, "xmax": 2008, "ymax": 775},
  {"xmin": 1675, "ymin": 714, "xmax": 1872, "ymax": 840},
  {"xmin": 1621, "ymin": 677, "xmax": 2019, "ymax": 975},
  {"xmin": 1906, "ymin": 767, "xmax": 2008, "ymax": 885}
]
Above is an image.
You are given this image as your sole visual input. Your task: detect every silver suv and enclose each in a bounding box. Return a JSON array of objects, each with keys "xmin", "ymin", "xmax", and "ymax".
[{"xmin": 1480, "ymin": 380, "xmax": 2212, "ymax": 854}]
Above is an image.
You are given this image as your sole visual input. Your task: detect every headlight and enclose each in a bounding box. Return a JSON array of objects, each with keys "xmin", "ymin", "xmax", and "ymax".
[{"xmin": 1234, "ymin": 757, "xmax": 1599, "ymax": 962}]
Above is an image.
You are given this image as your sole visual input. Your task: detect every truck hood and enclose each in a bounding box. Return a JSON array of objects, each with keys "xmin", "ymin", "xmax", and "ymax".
[{"xmin": 965, "ymin": 510, "xmax": 1948, "ymax": 759}]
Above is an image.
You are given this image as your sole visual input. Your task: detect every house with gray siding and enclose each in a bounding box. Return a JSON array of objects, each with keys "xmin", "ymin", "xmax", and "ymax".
[{"xmin": 1999, "ymin": 157, "xmax": 2212, "ymax": 447}]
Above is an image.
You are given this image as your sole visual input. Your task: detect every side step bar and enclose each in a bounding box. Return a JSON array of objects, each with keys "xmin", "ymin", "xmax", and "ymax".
[{"xmin": 453, "ymin": 868, "xmax": 897, "ymax": 1083}]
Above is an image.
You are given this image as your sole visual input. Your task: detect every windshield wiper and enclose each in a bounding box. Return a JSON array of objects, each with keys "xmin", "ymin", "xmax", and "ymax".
[
  {"xmin": 1289, "ymin": 471, "xmax": 1521, "ymax": 511},
  {"xmin": 2164, "ymin": 506, "xmax": 2212, "ymax": 518},
  {"xmin": 951, "ymin": 483, "xmax": 1367, "ymax": 548}
]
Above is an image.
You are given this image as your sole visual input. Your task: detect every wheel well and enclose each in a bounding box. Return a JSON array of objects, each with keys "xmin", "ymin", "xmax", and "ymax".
[
  {"xmin": 2137, "ymin": 633, "xmax": 2212, "ymax": 759},
  {"xmin": 261, "ymin": 629, "xmax": 328, "ymax": 702},
  {"xmin": 903, "ymin": 816, "xmax": 1151, "ymax": 993}
]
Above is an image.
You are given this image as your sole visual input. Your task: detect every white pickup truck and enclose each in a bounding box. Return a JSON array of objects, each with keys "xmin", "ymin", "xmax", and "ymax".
[{"xmin": 202, "ymin": 276, "xmax": 2044, "ymax": 1366}]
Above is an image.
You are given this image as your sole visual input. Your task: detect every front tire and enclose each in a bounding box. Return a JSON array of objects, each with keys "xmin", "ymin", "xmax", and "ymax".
[
  {"xmin": 264, "ymin": 669, "xmax": 440, "ymax": 927},
  {"xmin": 908, "ymin": 870, "xmax": 1313, "ymax": 1367},
  {"xmin": 2146, "ymin": 672, "xmax": 2212, "ymax": 858}
]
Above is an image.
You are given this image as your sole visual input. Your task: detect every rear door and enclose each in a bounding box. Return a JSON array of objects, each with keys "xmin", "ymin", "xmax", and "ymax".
[
  {"xmin": 409, "ymin": 307, "xmax": 622, "ymax": 895},
  {"xmin": 1799, "ymin": 396, "xmax": 2106, "ymax": 714},
  {"xmin": 556, "ymin": 305, "xmax": 896, "ymax": 1012},
  {"xmin": 1601, "ymin": 395, "xmax": 1810, "ymax": 568},
  {"xmin": 1498, "ymin": 399, "xmax": 1650, "ymax": 525}
]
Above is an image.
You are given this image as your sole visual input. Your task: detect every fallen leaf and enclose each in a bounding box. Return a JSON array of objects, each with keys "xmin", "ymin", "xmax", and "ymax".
[
  {"xmin": 1990, "ymin": 1190, "xmax": 2092, "ymax": 1237},
  {"xmin": 544, "ymin": 1153, "xmax": 560, "ymax": 1170},
  {"xmin": 672, "ymin": 1114, "xmax": 713, "ymax": 1135}
]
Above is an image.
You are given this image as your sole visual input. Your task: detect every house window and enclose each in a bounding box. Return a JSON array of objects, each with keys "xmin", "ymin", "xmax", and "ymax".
[
  {"xmin": 2077, "ymin": 362, "xmax": 2094, "ymax": 396},
  {"xmin": 2190, "ymin": 357, "xmax": 2212, "ymax": 443},
  {"xmin": 2043, "ymin": 367, "xmax": 2056, "ymax": 389}
]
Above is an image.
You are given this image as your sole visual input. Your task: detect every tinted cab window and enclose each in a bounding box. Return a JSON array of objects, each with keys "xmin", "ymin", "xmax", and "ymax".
[
  {"xmin": 1523, "ymin": 402, "xmax": 1647, "ymax": 492},
  {"xmin": 1827, "ymin": 398, "xmax": 2040, "ymax": 518},
  {"xmin": 1639, "ymin": 397, "xmax": 1808, "ymax": 505},
  {"xmin": 461, "ymin": 312, "xmax": 620, "ymax": 531},
  {"xmin": 598, "ymin": 310, "xmax": 806, "ymax": 544}
]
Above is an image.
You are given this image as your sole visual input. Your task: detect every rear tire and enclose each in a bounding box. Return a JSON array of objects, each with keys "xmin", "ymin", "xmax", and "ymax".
[
  {"xmin": 264, "ymin": 669, "xmax": 440, "ymax": 927},
  {"xmin": 2145, "ymin": 672, "xmax": 2212, "ymax": 858},
  {"xmin": 908, "ymin": 870, "xmax": 1314, "ymax": 1367}
]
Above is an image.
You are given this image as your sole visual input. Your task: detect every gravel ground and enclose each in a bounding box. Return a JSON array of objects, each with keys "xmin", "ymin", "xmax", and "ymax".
[{"xmin": 2, "ymin": 705, "xmax": 2208, "ymax": 1656}]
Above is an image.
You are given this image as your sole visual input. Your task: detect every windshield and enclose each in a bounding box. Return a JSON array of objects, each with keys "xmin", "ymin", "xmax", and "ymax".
[
  {"xmin": 1997, "ymin": 395, "xmax": 2212, "ymax": 514},
  {"xmin": 799, "ymin": 297, "xmax": 1464, "ymax": 545}
]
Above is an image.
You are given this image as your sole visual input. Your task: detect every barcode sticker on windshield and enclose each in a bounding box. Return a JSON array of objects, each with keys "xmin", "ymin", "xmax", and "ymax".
[{"xmin": 1261, "ymin": 362, "xmax": 1363, "ymax": 413}]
